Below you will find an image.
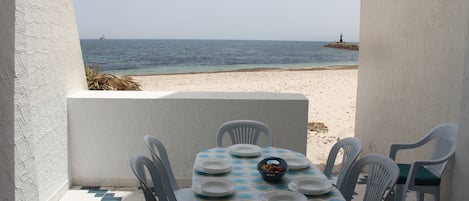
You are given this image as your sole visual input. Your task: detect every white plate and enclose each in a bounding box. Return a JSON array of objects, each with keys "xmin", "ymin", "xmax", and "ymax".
[
  {"xmin": 288, "ymin": 176, "xmax": 333, "ymax": 195},
  {"xmin": 229, "ymin": 144, "xmax": 262, "ymax": 157},
  {"xmin": 195, "ymin": 158, "xmax": 231, "ymax": 174},
  {"xmin": 193, "ymin": 178, "xmax": 235, "ymax": 197},
  {"xmin": 283, "ymin": 155, "xmax": 310, "ymax": 170},
  {"xmin": 263, "ymin": 191, "xmax": 307, "ymax": 201}
]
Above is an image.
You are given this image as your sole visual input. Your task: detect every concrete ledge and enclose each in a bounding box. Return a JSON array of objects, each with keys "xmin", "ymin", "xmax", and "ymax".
[{"xmin": 68, "ymin": 90, "xmax": 308, "ymax": 100}]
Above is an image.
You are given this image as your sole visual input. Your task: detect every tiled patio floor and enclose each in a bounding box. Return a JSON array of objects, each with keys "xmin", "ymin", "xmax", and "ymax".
[
  {"xmin": 58, "ymin": 176, "xmax": 424, "ymax": 201},
  {"xmin": 58, "ymin": 186, "xmax": 141, "ymax": 201}
]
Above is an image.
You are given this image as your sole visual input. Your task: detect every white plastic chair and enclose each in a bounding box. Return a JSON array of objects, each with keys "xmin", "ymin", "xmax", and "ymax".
[
  {"xmin": 323, "ymin": 137, "xmax": 362, "ymax": 188},
  {"xmin": 389, "ymin": 123, "xmax": 457, "ymax": 201},
  {"xmin": 144, "ymin": 135, "xmax": 193, "ymax": 199},
  {"xmin": 216, "ymin": 119, "xmax": 273, "ymax": 147},
  {"xmin": 130, "ymin": 154, "xmax": 178, "ymax": 201},
  {"xmin": 339, "ymin": 153, "xmax": 400, "ymax": 201}
]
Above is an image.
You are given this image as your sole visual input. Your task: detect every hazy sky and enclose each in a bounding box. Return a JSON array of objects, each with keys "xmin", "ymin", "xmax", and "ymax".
[{"xmin": 73, "ymin": 0, "xmax": 360, "ymax": 42}]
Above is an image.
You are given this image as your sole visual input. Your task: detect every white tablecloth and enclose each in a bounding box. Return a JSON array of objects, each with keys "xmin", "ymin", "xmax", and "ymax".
[{"xmin": 191, "ymin": 146, "xmax": 345, "ymax": 201}]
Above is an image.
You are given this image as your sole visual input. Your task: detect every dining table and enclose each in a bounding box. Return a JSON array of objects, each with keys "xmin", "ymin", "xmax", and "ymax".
[{"xmin": 191, "ymin": 145, "xmax": 346, "ymax": 201}]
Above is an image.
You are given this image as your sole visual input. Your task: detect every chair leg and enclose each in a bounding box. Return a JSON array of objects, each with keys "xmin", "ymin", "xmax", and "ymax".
[
  {"xmin": 416, "ymin": 192, "xmax": 424, "ymax": 201},
  {"xmin": 385, "ymin": 188, "xmax": 395, "ymax": 201},
  {"xmin": 393, "ymin": 185, "xmax": 406, "ymax": 201},
  {"xmin": 432, "ymin": 191, "xmax": 440, "ymax": 201}
]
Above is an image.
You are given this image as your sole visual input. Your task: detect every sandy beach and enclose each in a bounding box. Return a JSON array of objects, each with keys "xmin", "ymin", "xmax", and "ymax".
[{"xmin": 132, "ymin": 66, "xmax": 358, "ymax": 166}]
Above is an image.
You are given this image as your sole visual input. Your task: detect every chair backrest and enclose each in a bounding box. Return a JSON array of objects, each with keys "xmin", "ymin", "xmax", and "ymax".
[
  {"xmin": 420, "ymin": 123, "xmax": 458, "ymax": 176},
  {"xmin": 323, "ymin": 137, "xmax": 362, "ymax": 187},
  {"xmin": 216, "ymin": 120, "xmax": 273, "ymax": 147},
  {"xmin": 130, "ymin": 155, "xmax": 177, "ymax": 201},
  {"xmin": 339, "ymin": 154, "xmax": 399, "ymax": 201},
  {"xmin": 144, "ymin": 135, "xmax": 180, "ymax": 191}
]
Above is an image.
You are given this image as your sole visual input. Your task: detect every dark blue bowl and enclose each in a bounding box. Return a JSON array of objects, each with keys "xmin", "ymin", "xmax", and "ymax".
[{"xmin": 257, "ymin": 157, "xmax": 288, "ymax": 182}]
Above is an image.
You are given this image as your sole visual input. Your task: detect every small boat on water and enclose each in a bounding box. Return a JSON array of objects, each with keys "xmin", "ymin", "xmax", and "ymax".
[{"xmin": 100, "ymin": 35, "xmax": 106, "ymax": 41}]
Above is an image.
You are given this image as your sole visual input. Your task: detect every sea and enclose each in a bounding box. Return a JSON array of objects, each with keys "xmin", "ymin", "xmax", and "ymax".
[{"xmin": 79, "ymin": 39, "xmax": 358, "ymax": 75}]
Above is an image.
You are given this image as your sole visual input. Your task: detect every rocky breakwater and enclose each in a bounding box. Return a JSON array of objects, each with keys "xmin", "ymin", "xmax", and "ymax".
[{"xmin": 324, "ymin": 42, "xmax": 359, "ymax": 51}]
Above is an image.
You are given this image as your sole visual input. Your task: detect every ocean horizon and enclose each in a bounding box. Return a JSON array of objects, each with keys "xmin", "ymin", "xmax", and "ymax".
[{"xmin": 80, "ymin": 39, "xmax": 359, "ymax": 75}]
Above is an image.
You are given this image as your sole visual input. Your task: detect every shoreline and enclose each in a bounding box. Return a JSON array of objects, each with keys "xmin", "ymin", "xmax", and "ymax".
[
  {"xmin": 133, "ymin": 65, "xmax": 358, "ymax": 164},
  {"xmin": 127, "ymin": 65, "xmax": 358, "ymax": 77}
]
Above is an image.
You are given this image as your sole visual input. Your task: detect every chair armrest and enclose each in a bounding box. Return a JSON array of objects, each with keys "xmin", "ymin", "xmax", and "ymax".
[
  {"xmin": 413, "ymin": 158, "xmax": 449, "ymax": 166},
  {"xmin": 405, "ymin": 152, "xmax": 455, "ymax": 187},
  {"xmin": 402, "ymin": 140, "xmax": 456, "ymax": 165},
  {"xmin": 409, "ymin": 148, "xmax": 455, "ymax": 168},
  {"xmin": 389, "ymin": 131, "xmax": 441, "ymax": 160},
  {"xmin": 389, "ymin": 143, "xmax": 421, "ymax": 160}
]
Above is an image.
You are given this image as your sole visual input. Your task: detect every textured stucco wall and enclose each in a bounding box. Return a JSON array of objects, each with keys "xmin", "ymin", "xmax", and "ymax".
[
  {"xmin": 452, "ymin": 14, "xmax": 469, "ymax": 200},
  {"xmin": 357, "ymin": 0, "xmax": 466, "ymax": 158},
  {"xmin": 0, "ymin": 0, "xmax": 16, "ymax": 200},
  {"xmin": 15, "ymin": 0, "xmax": 86, "ymax": 200},
  {"xmin": 68, "ymin": 91, "xmax": 308, "ymax": 187},
  {"xmin": 357, "ymin": 0, "xmax": 468, "ymax": 199}
]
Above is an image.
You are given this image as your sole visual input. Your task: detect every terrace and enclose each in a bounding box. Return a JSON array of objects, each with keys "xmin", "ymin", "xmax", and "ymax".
[{"xmin": 1, "ymin": 0, "xmax": 469, "ymax": 201}]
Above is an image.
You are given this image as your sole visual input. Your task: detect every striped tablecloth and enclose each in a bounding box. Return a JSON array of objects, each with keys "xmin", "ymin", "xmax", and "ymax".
[{"xmin": 191, "ymin": 146, "xmax": 345, "ymax": 201}]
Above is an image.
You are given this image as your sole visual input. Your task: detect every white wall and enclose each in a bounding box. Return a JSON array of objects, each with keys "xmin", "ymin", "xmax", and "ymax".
[
  {"xmin": 357, "ymin": 0, "xmax": 469, "ymax": 199},
  {"xmin": 0, "ymin": 0, "xmax": 15, "ymax": 200},
  {"xmin": 357, "ymin": 0, "xmax": 466, "ymax": 157},
  {"xmin": 14, "ymin": 0, "xmax": 87, "ymax": 200},
  {"xmin": 452, "ymin": 18, "xmax": 469, "ymax": 200},
  {"xmin": 68, "ymin": 91, "xmax": 308, "ymax": 186}
]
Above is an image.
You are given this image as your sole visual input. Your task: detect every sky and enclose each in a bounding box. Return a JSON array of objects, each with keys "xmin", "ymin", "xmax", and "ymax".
[{"xmin": 73, "ymin": 0, "xmax": 360, "ymax": 42}]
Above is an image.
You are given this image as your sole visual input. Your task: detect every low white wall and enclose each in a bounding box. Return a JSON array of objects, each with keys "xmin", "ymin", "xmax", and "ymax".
[{"xmin": 68, "ymin": 91, "xmax": 308, "ymax": 186}]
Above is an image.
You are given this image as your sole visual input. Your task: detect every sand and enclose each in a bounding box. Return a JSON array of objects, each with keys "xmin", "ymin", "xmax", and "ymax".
[{"xmin": 132, "ymin": 66, "xmax": 358, "ymax": 166}]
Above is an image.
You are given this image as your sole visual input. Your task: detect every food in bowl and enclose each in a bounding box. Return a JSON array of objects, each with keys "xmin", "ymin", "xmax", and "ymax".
[
  {"xmin": 257, "ymin": 157, "xmax": 288, "ymax": 182},
  {"xmin": 259, "ymin": 163, "xmax": 286, "ymax": 173}
]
